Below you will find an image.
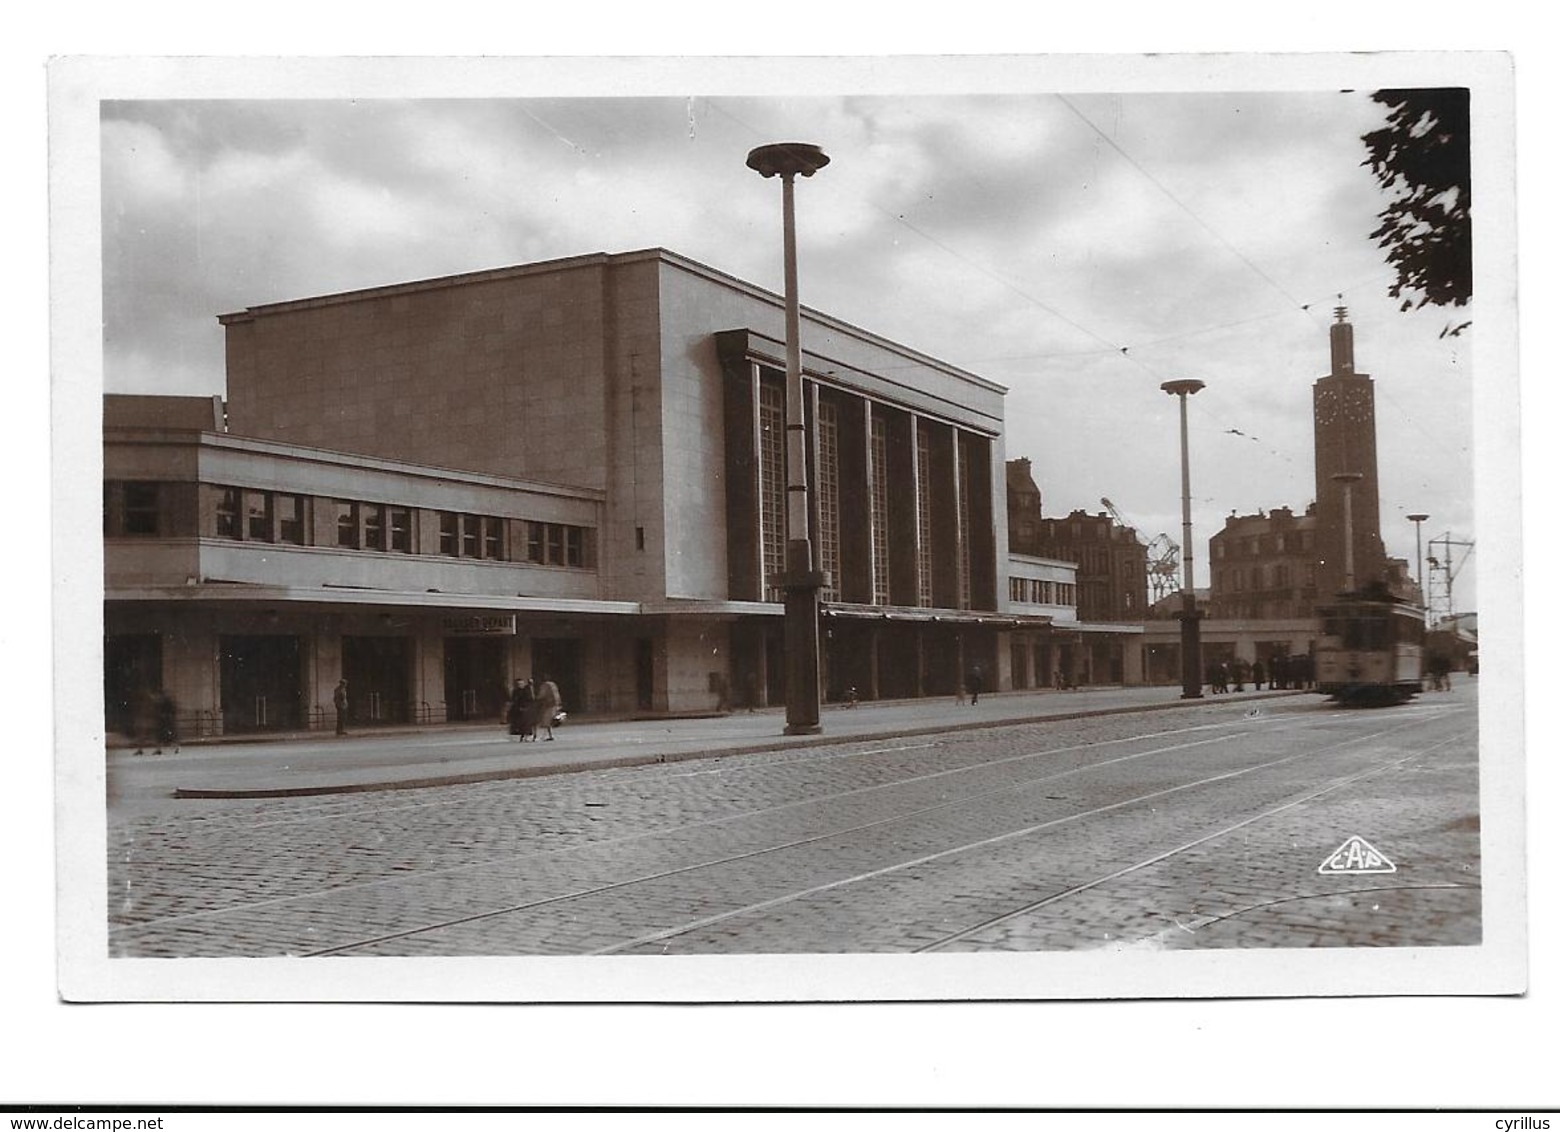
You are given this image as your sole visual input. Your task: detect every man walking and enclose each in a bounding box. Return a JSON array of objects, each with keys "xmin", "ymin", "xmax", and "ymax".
[{"xmin": 333, "ymin": 678, "xmax": 350, "ymax": 735}]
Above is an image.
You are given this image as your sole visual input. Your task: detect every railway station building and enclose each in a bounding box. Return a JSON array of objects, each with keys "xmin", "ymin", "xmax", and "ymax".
[{"xmin": 104, "ymin": 248, "xmax": 1144, "ymax": 739}]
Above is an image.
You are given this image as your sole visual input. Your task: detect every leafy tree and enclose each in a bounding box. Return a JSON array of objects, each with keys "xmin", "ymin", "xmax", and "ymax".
[{"xmin": 1361, "ymin": 88, "xmax": 1471, "ymax": 336}]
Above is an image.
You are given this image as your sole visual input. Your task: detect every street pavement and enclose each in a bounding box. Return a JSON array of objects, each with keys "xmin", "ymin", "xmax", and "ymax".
[
  {"xmin": 104, "ymin": 679, "xmax": 1481, "ymax": 960},
  {"xmin": 107, "ymin": 682, "xmax": 1309, "ymax": 804}
]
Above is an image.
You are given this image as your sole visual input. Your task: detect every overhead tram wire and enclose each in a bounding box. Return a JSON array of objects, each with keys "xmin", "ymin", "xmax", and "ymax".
[
  {"xmin": 695, "ymin": 97, "xmax": 1346, "ymax": 474},
  {"xmin": 700, "ymin": 98, "xmax": 1138, "ymax": 365},
  {"xmin": 1054, "ymin": 94, "xmax": 1322, "ymax": 326},
  {"xmin": 699, "ymin": 99, "xmax": 1386, "ymax": 397}
]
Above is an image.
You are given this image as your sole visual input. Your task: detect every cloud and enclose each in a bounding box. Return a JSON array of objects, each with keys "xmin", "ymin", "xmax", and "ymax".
[{"xmin": 94, "ymin": 88, "xmax": 1477, "ymax": 595}]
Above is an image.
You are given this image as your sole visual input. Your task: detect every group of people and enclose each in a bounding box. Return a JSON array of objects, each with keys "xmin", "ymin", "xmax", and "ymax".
[
  {"xmin": 506, "ymin": 675, "xmax": 563, "ymax": 741},
  {"xmin": 1424, "ymin": 653, "xmax": 1455, "ymax": 691},
  {"xmin": 1205, "ymin": 654, "xmax": 1314, "ymax": 694},
  {"xmin": 129, "ymin": 687, "xmax": 180, "ymax": 755}
]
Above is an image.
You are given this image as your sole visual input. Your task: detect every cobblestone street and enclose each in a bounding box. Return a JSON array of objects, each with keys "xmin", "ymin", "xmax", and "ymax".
[{"xmin": 106, "ymin": 683, "xmax": 1480, "ymax": 958}]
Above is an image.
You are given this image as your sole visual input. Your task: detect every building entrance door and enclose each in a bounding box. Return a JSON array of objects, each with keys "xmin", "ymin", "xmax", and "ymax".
[
  {"xmin": 634, "ymin": 638, "xmax": 655, "ymax": 712},
  {"xmin": 219, "ymin": 635, "xmax": 303, "ymax": 733},
  {"xmin": 444, "ymin": 636, "xmax": 507, "ymax": 722},
  {"xmin": 104, "ymin": 632, "xmax": 161, "ymax": 737},
  {"xmin": 531, "ymin": 638, "xmax": 584, "ymax": 717},
  {"xmin": 342, "ymin": 636, "xmax": 413, "ymax": 726}
]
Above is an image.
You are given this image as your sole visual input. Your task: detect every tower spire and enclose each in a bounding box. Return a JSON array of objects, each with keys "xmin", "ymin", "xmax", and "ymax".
[{"xmin": 1329, "ymin": 302, "xmax": 1354, "ymax": 376}]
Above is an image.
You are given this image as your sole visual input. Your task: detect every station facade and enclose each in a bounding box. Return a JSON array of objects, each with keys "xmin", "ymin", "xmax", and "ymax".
[{"xmin": 105, "ymin": 248, "xmax": 1144, "ymax": 738}]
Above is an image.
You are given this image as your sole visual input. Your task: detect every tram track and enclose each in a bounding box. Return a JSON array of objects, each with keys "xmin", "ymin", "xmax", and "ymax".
[
  {"xmin": 314, "ymin": 710, "xmax": 1468, "ymax": 958},
  {"xmin": 107, "ymin": 699, "xmax": 1475, "ymax": 956},
  {"xmin": 110, "ymin": 721, "xmax": 1262, "ymax": 939}
]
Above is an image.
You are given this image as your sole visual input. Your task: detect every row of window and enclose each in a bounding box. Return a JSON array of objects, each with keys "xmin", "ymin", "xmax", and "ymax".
[
  {"xmin": 758, "ymin": 387, "xmax": 971, "ymax": 609},
  {"xmin": 216, "ymin": 487, "xmax": 328, "ymax": 547},
  {"xmin": 1038, "ymin": 545, "xmax": 1144, "ymax": 575},
  {"xmin": 1217, "ymin": 562, "xmax": 1315, "ymax": 593},
  {"xmin": 106, "ymin": 481, "xmax": 593, "ymax": 569},
  {"xmin": 1214, "ymin": 530, "xmax": 1314, "ymax": 559},
  {"xmin": 1214, "ymin": 599, "xmax": 1305, "ymax": 620},
  {"xmin": 1009, "ymin": 577, "xmax": 1078, "ymax": 607}
]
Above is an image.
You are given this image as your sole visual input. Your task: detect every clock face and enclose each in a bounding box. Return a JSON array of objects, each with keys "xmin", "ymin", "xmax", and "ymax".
[
  {"xmin": 1316, "ymin": 388, "xmax": 1337, "ymax": 426},
  {"xmin": 1316, "ymin": 382, "xmax": 1373, "ymax": 428}
]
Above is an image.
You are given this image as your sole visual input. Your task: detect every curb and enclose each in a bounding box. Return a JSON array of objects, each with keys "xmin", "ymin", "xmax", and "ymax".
[{"xmin": 171, "ymin": 690, "xmax": 1311, "ymax": 800}]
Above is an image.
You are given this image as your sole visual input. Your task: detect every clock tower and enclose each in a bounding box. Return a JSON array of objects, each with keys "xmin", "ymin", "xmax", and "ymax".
[{"xmin": 1313, "ymin": 307, "xmax": 1386, "ymax": 597}]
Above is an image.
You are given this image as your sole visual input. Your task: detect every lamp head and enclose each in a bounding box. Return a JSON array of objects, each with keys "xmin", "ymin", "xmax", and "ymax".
[
  {"xmin": 746, "ymin": 143, "xmax": 831, "ymax": 179},
  {"xmin": 1160, "ymin": 379, "xmax": 1205, "ymax": 397}
]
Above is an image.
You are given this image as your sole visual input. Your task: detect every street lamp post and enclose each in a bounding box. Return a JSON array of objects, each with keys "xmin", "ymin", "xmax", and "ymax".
[
  {"xmin": 1333, "ymin": 472, "xmax": 1363, "ymax": 593},
  {"xmin": 1407, "ymin": 512, "xmax": 1429, "ymax": 607},
  {"xmin": 747, "ymin": 142, "xmax": 830, "ymax": 736},
  {"xmin": 1161, "ymin": 379, "xmax": 1205, "ymax": 700}
]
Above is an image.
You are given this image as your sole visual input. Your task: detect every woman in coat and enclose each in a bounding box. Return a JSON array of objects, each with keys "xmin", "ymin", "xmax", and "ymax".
[
  {"xmin": 506, "ymin": 678, "xmax": 535, "ymax": 740},
  {"xmin": 533, "ymin": 674, "xmax": 561, "ymax": 741}
]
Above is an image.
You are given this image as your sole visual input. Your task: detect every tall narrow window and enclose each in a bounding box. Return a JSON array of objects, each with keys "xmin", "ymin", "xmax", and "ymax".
[
  {"xmin": 121, "ymin": 482, "xmax": 161, "ymax": 536},
  {"xmin": 757, "ymin": 380, "xmax": 786, "ymax": 602},
  {"xmin": 336, "ymin": 501, "xmax": 360, "ymax": 548},
  {"xmin": 276, "ymin": 494, "xmax": 305, "ymax": 545},
  {"xmin": 439, "ymin": 512, "xmax": 459, "ymax": 556},
  {"xmin": 460, "ymin": 514, "xmax": 480, "ymax": 558},
  {"xmin": 215, "ymin": 488, "xmax": 242, "ymax": 539},
  {"xmin": 364, "ymin": 504, "xmax": 386, "ymax": 551},
  {"xmin": 869, "ymin": 414, "xmax": 890, "ymax": 606},
  {"xmin": 245, "ymin": 490, "xmax": 271, "ymax": 542},
  {"xmin": 956, "ymin": 436, "xmax": 973, "ymax": 610},
  {"xmin": 915, "ymin": 422, "xmax": 933, "ymax": 608},
  {"xmin": 482, "ymin": 516, "xmax": 503, "ymax": 560},
  {"xmin": 816, "ymin": 400, "xmax": 840, "ymax": 602},
  {"xmin": 388, "ymin": 507, "xmax": 412, "ymax": 553}
]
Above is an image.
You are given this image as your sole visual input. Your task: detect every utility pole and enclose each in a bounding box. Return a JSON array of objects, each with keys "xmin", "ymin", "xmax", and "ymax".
[
  {"xmin": 1161, "ymin": 379, "xmax": 1205, "ymax": 700},
  {"xmin": 747, "ymin": 142, "xmax": 831, "ymax": 735}
]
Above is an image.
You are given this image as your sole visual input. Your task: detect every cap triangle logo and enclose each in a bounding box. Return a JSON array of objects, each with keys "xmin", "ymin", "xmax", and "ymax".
[{"xmin": 1318, "ymin": 835, "xmax": 1396, "ymax": 875}]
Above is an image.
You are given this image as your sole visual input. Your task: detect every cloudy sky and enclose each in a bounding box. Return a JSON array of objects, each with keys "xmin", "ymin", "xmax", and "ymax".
[{"xmin": 97, "ymin": 61, "xmax": 1485, "ymax": 601}]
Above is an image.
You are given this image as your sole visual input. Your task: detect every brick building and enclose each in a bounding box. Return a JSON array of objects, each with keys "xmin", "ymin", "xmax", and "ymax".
[
  {"xmin": 1015, "ymin": 507, "xmax": 1148, "ymax": 624},
  {"xmin": 105, "ymin": 248, "xmax": 1085, "ymax": 737},
  {"xmin": 1207, "ymin": 505, "xmax": 1321, "ymax": 621}
]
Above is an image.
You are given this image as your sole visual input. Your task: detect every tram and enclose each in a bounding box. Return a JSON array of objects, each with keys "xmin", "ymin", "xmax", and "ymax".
[{"xmin": 1313, "ymin": 583, "xmax": 1426, "ymax": 705}]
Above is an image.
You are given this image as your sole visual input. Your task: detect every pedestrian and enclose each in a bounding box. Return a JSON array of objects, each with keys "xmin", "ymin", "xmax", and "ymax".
[
  {"xmin": 333, "ymin": 678, "xmax": 350, "ymax": 735},
  {"xmin": 506, "ymin": 678, "xmax": 533, "ymax": 740},
  {"xmin": 130, "ymin": 685, "xmax": 157, "ymax": 755},
  {"xmin": 1271, "ymin": 654, "xmax": 1288, "ymax": 690},
  {"xmin": 968, "ymin": 664, "xmax": 983, "ymax": 705},
  {"xmin": 1252, "ymin": 659, "xmax": 1266, "ymax": 691},
  {"xmin": 1232, "ymin": 659, "xmax": 1246, "ymax": 692},
  {"xmin": 1053, "ymin": 667, "xmax": 1065, "ymax": 691},
  {"xmin": 154, "ymin": 691, "xmax": 180, "ymax": 754},
  {"xmin": 714, "ymin": 671, "xmax": 731, "ymax": 713},
  {"xmin": 744, "ymin": 670, "xmax": 759, "ymax": 713},
  {"xmin": 1216, "ymin": 661, "xmax": 1230, "ymax": 694},
  {"xmin": 534, "ymin": 673, "xmax": 562, "ymax": 741},
  {"xmin": 1428, "ymin": 653, "xmax": 1450, "ymax": 691}
]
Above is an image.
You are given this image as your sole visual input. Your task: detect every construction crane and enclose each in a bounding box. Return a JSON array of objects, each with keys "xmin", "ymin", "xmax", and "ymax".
[
  {"xmin": 1101, "ymin": 497, "xmax": 1181, "ymax": 603},
  {"xmin": 1424, "ymin": 533, "xmax": 1475, "ymax": 627}
]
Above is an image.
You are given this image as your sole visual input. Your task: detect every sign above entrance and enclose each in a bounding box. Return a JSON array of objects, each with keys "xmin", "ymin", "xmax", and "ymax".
[{"xmin": 442, "ymin": 614, "xmax": 517, "ymax": 636}]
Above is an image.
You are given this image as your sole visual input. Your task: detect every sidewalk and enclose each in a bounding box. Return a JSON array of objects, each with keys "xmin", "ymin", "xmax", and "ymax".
[{"xmin": 106, "ymin": 684, "xmax": 1311, "ymax": 802}]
